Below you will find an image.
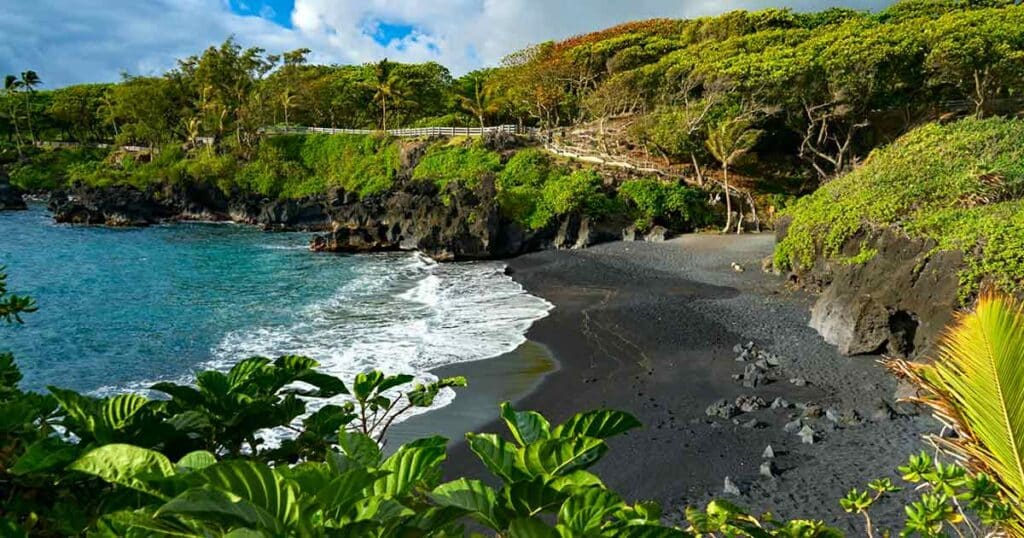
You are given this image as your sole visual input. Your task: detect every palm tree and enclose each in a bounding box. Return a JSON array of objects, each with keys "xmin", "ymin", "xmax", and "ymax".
[
  {"xmin": 19, "ymin": 71, "xmax": 41, "ymax": 144},
  {"xmin": 369, "ymin": 59, "xmax": 405, "ymax": 131},
  {"xmin": 457, "ymin": 74, "xmax": 502, "ymax": 128},
  {"xmin": 280, "ymin": 88, "xmax": 296, "ymax": 131},
  {"xmin": 705, "ymin": 117, "xmax": 762, "ymax": 233},
  {"xmin": 97, "ymin": 92, "xmax": 118, "ymax": 138},
  {"xmin": 889, "ymin": 292, "xmax": 1024, "ymax": 534},
  {"xmin": 3, "ymin": 75, "xmax": 24, "ymax": 157}
]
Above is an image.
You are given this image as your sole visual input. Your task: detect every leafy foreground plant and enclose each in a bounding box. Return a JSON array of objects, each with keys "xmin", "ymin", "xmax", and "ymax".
[
  {"xmin": 64, "ymin": 404, "xmax": 694, "ymax": 537},
  {"xmin": 889, "ymin": 292, "xmax": 1024, "ymax": 537},
  {"xmin": 840, "ymin": 452, "xmax": 1013, "ymax": 538}
]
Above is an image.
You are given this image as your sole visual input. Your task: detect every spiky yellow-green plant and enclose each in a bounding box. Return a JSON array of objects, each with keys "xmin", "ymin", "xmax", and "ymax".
[{"xmin": 890, "ymin": 292, "xmax": 1024, "ymax": 535}]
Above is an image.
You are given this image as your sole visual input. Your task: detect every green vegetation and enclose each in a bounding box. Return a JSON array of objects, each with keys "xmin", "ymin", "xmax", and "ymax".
[
  {"xmin": 412, "ymin": 142, "xmax": 502, "ymax": 190},
  {"xmin": 886, "ymin": 292, "xmax": 1024, "ymax": 535},
  {"xmin": 618, "ymin": 178, "xmax": 711, "ymax": 231},
  {"xmin": 774, "ymin": 117, "xmax": 1024, "ymax": 299},
  {"xmin": 4, "ymin": 262, "xmax": 1024, "ymax": 536}
]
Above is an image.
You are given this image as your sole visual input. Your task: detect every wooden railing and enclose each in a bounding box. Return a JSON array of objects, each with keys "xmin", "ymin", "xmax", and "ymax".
[{"xmin": 261, "ymin": 124, "xmax": 540, "ymax": 138}]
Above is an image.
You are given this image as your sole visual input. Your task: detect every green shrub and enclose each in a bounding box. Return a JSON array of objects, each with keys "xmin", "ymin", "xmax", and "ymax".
[
  {"xmin": 619, "ymin": 178, "xmax": 710, "ymax": 230},
  {"xmin": 532, "ymin": 169, "xmax": 620, "ymax": 230},
  {"xmin": 9, "ymin": 147, "xmax": 109, "ymax": 190},
  {"xmin": 496, "ymin": 149, "xmax": 555, "ymax": 226},
  {"xmin": 296, "ymin": 134, "xmax": 400, "ymax": 198},
  {"xmin": 412, "ymin": 141, "xmax": 502, "ymax": 189},
  {"xmin": 235, "ymin": 142, "xmax": 305, "ymax": 198},
  {"xmin": 774, "ymin": 117, "xmax": 1024, "ymax": 299}
]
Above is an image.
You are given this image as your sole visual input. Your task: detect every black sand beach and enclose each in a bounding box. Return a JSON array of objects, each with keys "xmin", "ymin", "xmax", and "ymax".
[{"xmin": 405, "ymin": 234, "xmax": 936, "ymax": 531}]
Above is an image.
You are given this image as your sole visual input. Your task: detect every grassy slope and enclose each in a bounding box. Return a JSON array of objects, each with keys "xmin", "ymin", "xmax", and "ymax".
[{"xmin": 774, "ymin": 117, "xmax": 1024, "ymax": 298}]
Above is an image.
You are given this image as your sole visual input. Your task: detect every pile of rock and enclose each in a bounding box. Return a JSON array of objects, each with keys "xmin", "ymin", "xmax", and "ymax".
[{"xmin": 730, "ymin": 342, "xmax": 783, "ymax": 388}]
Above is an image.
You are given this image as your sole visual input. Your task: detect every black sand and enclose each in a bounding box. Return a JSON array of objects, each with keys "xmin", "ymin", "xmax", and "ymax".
[{"xmin": 401, "ymin": 234, "xmax": 935, "ymax": 531}]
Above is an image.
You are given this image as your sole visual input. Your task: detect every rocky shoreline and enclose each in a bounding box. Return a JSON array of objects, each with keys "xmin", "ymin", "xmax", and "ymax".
[{"xmin": 39, "ymin": 179, "xmax": 671, "ymax": 261}]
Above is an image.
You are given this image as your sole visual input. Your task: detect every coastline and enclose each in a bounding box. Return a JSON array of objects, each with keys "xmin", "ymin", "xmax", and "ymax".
[{"xmin": 411, "ymin": 233, "xmax": 934, "ymax": 531}]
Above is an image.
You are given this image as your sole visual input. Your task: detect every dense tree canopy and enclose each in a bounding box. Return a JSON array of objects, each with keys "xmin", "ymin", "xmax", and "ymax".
[{"xmin": 2, "ymin": 0, "xmax": 1024, "ymax": 186}]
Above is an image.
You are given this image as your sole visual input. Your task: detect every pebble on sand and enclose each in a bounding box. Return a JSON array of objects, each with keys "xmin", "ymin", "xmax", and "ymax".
[
  {"xmin": 724, "ymin": 476, "xmax": 741, "ymax": 496},
  {"xmin": 799, "ymin": 425, "xmax": 817, "ymax": 444}
]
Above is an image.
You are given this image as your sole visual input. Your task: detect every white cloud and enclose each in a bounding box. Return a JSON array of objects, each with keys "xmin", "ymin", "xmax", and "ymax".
[{"xmin": 0, "ymin": 0, "xmax": 893, "ymax": 87}]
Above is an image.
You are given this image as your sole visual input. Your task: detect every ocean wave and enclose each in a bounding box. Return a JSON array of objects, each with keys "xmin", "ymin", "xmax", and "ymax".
[{"xmin": 98, "ymin": 252, "xmax": 552, "ymax": 445}]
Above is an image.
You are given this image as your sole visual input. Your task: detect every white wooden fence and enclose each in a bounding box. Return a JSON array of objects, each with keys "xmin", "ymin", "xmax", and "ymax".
[{"xmin": 262, "ymin": 124, "xmax": 540, "ymax": 138}]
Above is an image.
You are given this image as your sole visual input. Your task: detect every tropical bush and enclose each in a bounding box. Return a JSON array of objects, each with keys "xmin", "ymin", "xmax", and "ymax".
[
  {"xmin": 618, "ymin": 178, "xmax": 711, "ymax": 231},
  {"xmin": 8, "ymin": 147, "xmax": 110, "ymax": 191},
  {"xmin": 412, "ymin": 142, "xmax": 502, "ymax": 190},
  {"xmin": 774, "ymin": 117, "xmax": 1024, "ymax": 299}
]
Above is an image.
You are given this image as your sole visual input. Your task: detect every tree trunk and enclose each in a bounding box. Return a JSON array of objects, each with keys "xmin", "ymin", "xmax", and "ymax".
[
  {"xmin": 8, "ymin": 102, "xmax": 24, "ymax": 158},
  {"xmin": 691, "ymin": 153, "xmax": 704, "ymax": 187},
  {"xmin": 748, "ymin": 193, "xmax": 761, "ymax": 233},
  {"xmin": 722, "ymin": 165, "xmax": 733, "ymax": 234},
  {"xmin": 23, "ymin": 93, "xmax": 36, "ymax": 144},
  {"xmin": 382, "ymin": 99, "xmax": 388, "ymax": 131}
]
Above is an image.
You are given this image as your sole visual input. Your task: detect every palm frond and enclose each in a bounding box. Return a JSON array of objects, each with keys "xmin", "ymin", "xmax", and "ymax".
[{"xmin": 889, "ymin": 292, "xmax": 1024, "ymax": 533}]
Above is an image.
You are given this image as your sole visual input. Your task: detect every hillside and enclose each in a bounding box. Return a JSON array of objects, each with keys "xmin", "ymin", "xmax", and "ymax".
[{"xmin": 775, "ymin": 117, "xmax": 1024, "ymax": 300}]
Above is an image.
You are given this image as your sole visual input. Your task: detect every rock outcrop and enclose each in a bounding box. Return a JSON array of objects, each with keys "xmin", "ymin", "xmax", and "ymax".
[
  {"xmin": 308, "ymin": 179, "xmax": 630, "ymax": 260},
  {"xmin": 0, "ymin": 168, "xmax": 26, "ymax": 211},
  {"xmin": 781, "ymin": 224, "xmax": 962, "ymax": 358},
  {"xmin": 47, "ymin": 183, "xmax": 334, "ymax": 231}
]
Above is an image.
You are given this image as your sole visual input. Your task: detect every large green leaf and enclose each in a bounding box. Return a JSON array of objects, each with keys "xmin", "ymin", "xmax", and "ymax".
[
  {"xmin": 552, "ymin": 410, "xmax": 641, "ymax": 440},
  {"xmin": 196, "ymin": 371, "xmax": 232, "ymax": 400},
  {"xmin": 509, "ymin": 517, "xmax": 560, "ymax": 538},
  {"xmin": 196, "ymin": 460, "xmax": 301, "ymax": 529},
  {"xmin": 557, "ymin": 487, "xmax": 624, "ymax": 536},
  {"xmin": 274, "ymin": 355, "xmax": 320, "ymax": 373},
  {"xmin": 500, "ymin": 402, "xmax": 551, "ymax": 446},
  {"xmin": 351, "ymin": 496, "xmax": 414, "ymax": 523},
  {"xmin": 913, "ymin": 293, "xmax": 1024, "ymax": 520},
  {"xmin": 352, "ymin": 371, "xmax": 385, "ymax": 401},
  {"xmin": 69, "ymin": 444, "xmax": 176, "ymax": 499},
  {"xmin": 48, "ymin": 386, "xmax": 102, "ymax": 439},
  {"xmin": 338, "ymin": 430, "xmax": 381, "ymax": 468},
  {"xmin": 227, "ymin": 357, "xmax": 272, "ymax": 390},
  {"xmin": 547, "ymin": 470, "xmax": 605, "ymax": 493},
  {"xmin": 293, "ymin": 371, "xmax": 350, "ymax": 398},
  {"xmin": 302, "ymin": 404, "xmax": 357, "ymax": 438},
  {"xmin": 156, "ymin": 486, "xmax": 284, "ymax": 534},
  {"xmin": 430, "ymin": 478, "xmax": 507, "ymax": 530},
  {"xmin": 371, "ymin": 444, "xmax": 446, "ymax": 497},
  {"xmin": 176, "ymin": 451, "xmax": 217, "ymax": 471},
  {"xmin": 505, "ymin": 476, "xmax": 568, "ymax": 517},
  {"xmin": 318, "ymin": 468, "xmax": 389, "ymax": 518},
  {"xmin": 151, "ymin": 383, "xmax": 204, "ymax": 407},
  {"xmin": 101, "ymin": 393, "xmax": 149, "ymax": 431},
  {"xmin": 10, "ymin": 436, "xmax": 79, "ymax": 475},
  {"xmin": 466, "ymin": 432, "xmax": 529, "ymax": 483},
  {"xmin": 520, "ymin": 437, "xmax": 607, "ymax": 477},
  {"xmin": 0, "ymin": 394, "xmax": 54, "ymax": 433}
]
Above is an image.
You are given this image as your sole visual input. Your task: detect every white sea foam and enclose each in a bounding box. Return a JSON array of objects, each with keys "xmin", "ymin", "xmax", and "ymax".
[{"xmin": 97, "ymin": 251, "xmax": 553, "ymax": 445}]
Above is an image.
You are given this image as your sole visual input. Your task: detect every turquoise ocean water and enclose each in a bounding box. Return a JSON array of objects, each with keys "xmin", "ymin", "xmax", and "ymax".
[{"xmin": 0, "ymin": 205, "xmax": 550, "ymax": 421}]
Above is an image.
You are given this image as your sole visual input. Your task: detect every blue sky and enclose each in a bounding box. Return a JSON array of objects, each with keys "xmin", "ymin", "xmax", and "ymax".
[
  {"xmin": 1, "ymin": 0, "xmax": 896, "ymax": 88},
  {"xmin": 228, "ymin": 0, "xmax": 294, "ymax": 28}
]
